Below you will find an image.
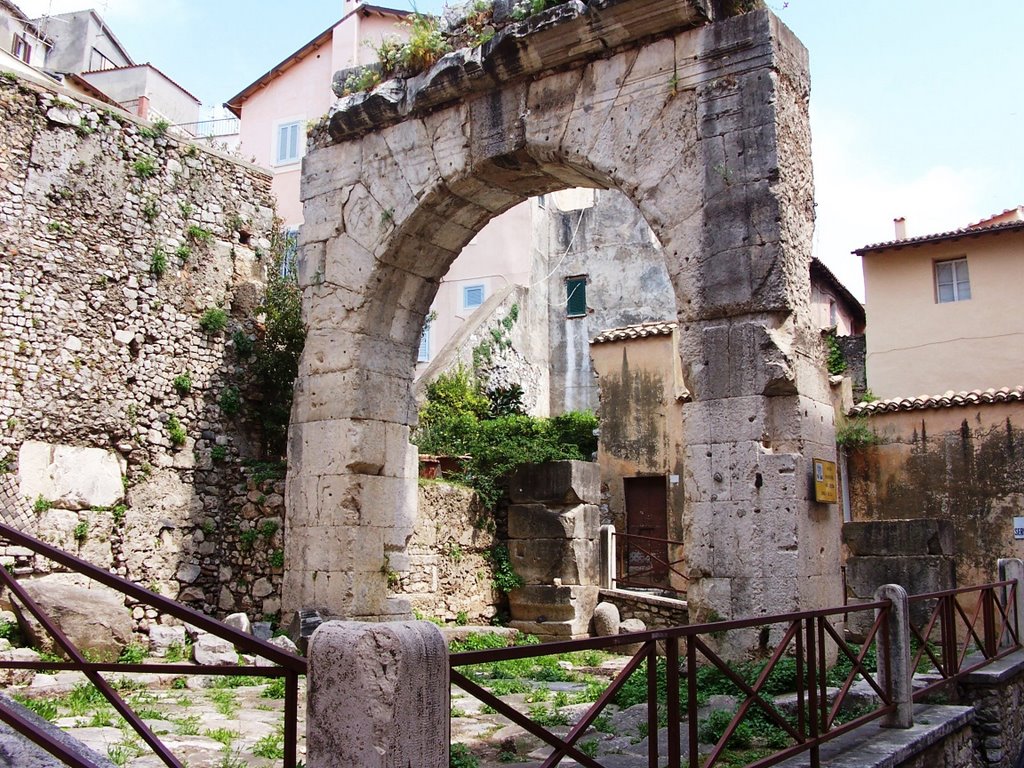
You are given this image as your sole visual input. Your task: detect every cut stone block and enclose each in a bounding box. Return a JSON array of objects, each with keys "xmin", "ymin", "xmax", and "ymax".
[
  {"xmin": 507, "ymin": 503, "xmax": 599, "ymax": 540},
  {"xmin": 843, "ymin": 520, "xmax": 955, "ymax": 558},
  {"xmin": 18, "ymin": 441, "xmax": 124, "ymax": 510},
  {"xmin": 509, "ymin": 537, "xmax": 599, "ymax": 586},
  {"xmin": 507, "ymin": 461, "xmax": 600, "ymax": 505}
]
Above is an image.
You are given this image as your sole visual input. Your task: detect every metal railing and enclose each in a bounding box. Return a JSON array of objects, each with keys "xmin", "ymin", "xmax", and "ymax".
[
  {"xmin": 452, "ymin": 601, "xmax": 895, "ymax": 768},
  {"xmin": 0, "ymin": 520, "xmax": 307, "ymax": 768},
  {"xmin": 172, "ymin": 117, "xmax": 240, "ymax": 138},
  {"xmin": 612, "ymin": 530, "xmax": 688, "ymax": 598},
  {"xmin": 908, "ymin": 580, "xmax": 1020, "ymax": 700}
]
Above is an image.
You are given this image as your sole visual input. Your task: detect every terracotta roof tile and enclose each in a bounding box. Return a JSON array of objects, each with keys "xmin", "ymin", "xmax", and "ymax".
[
  {"xmin": 849, "ymin": 386, "xmax": 1024, "ymax": 416},
  {"xmin": 591, "ymin": 321, "xmax": 676, "ymax": 344},
  {"xmin": 854, "ymin": 219, "xmax": 1024, "ymax": 255}
]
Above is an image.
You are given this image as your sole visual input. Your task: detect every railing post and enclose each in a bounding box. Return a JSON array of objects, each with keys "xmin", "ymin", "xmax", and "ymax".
[
  {"xmin": 998, "ymin": 558, "xmax": 1024, "ymax": 649},
  {"xmin": 600, "ymin": 524, "xmax": 616, "ymax": 589},
  {"xmin": 306, "ymin": 621, "xmax": 449, "ymax": 767},
  {"xmin": 875, "ymin": 584, "xmax": 913, "ymax": 728}
]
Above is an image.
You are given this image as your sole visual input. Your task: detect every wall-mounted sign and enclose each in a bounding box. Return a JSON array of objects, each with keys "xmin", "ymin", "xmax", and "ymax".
[
  {"xmin": 1014, "ymin": 517, "xmax": 1024, "ymax": 540},
  {"xmin": 813, "ymin": 458, "xmax": 838, "ymax": 504}
]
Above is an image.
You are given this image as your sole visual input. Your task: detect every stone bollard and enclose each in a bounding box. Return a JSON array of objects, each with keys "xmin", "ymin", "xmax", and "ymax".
[
  {"xmin": 998, "ymin": 558, "xmax": 1024, "ymax": 649},
  {"xmin": 306, "ymin": 620, "xmax": 449, "ymax": 768},
  {"xmin": 875, "ymin": 584, "xmax": 913, "ymax": 729}
]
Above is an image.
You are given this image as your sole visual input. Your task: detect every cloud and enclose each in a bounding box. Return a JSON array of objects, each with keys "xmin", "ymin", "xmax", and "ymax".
[{"xmin": 809, "ymin": 109, "xmax": 991, "ymax": 302}]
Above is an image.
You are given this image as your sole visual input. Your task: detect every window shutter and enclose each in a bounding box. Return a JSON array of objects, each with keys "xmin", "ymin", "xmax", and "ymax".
[{"xmin": 566, "ymin": 277, "xmax": 587, "ymax": 317}]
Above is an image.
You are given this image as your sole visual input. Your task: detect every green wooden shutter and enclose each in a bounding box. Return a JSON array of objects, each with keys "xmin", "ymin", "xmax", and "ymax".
[{"xmin": 566, "ymin": 277, "xmax": 587, "ymax": 317}]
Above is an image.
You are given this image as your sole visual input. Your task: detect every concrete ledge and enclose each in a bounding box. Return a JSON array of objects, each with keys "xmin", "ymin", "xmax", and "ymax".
[
  {"xmin": 776, "ymin": 705, "xmax": 973, "ymax": 768},
  {"xmin": 960, "ymin": 648, "xmax": 1024, "ymax": 685},
  {"xmin": 600, "ymin": 588, "xmax": 688, "ymax": 611}
]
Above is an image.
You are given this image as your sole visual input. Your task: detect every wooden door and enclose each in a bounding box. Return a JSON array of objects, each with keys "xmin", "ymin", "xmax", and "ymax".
[{"xmin": 624, "ymin": 476, "xmax": 669, "ymax": 587}]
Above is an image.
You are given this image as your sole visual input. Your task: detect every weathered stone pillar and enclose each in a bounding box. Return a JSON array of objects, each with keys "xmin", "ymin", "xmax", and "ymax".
[
  {"xmin": 506, "ymin": 461, "xmax": 601, "ymax": 641},
  {"xmin": 306, "ymin": 620, "xmax": 448, "ymax": 767},
  {"xmin": 875, "ymin": 584, "xmax": 913, "ymax": 729}
]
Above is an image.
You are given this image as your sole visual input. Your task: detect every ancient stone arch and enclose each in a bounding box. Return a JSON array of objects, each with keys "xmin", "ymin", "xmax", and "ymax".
[{"xmin": 284, "ymin": 2, "xmax": 841, "ymax": 628}]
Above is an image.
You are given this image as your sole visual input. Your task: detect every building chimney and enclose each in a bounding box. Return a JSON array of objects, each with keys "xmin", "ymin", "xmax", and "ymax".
[{"xmin": 893, "ymin": 217, "xmax": 907, "ymax": 240}]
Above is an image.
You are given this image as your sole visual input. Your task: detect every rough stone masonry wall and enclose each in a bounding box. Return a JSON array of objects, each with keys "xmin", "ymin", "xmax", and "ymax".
[{"xmin": 0, "ymin": 70, "xmax": 284, "ymax": 623}]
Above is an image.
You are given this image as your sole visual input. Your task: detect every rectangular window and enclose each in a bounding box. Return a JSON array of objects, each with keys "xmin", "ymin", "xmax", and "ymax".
[
  {"xmin": 276, "ymin": 121, "xmax": 302, "ymax": 165},
  {"xmin": 566, "ymin": 276, "xmax": 587, "ymax": 317},
  {"xmin": 12, "ymin": 35, "xmax": 31, "ymax": 63},
  {"xmin": 462, "ymin": 284, "xmax": 485, "ymax": 311},
  {"xmin": 935, "ymin": 258, "xmax": 970, "ymax": 303},
  {"xmin": 418, "ymin": 327, "xmax": 430, "ymax": 362}
]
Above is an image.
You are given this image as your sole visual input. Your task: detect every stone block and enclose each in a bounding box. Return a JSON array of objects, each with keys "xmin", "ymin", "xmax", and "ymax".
[
  {"xmin": 509, "ymin": 537, "xmax": 598, "ymax": 586},
  {"xmin": 508, "ymin": 584, "xmax": 599, "ymax": 625},
  {"xmin": 193, "ymin": 632, "xmax": 238, "ymax": 666},
  {"xmin": 843, "ymin": 520, "xmax": 955, "ymax": 558},
  {"xmin": 11, "ymin": 575, "xmax": 132, "ymax": 661},
  {"xmin": 18, "ymin": 441, "xmax": 124, "ymax": 510},
  {"xmin": 592, "ymin": 602, "xmax": 620, "ymax": 637},
  {"xmin": 845, "ymin": 556, "xmax": 956, "ymax": 601},
  {"xmin": 307, "ymin": 621, "xmax": 447, "ymax": 768},
  {"xmin": 507, "ymin": 503, "xmax": 599, "ymax": 540},
  {"xmin": 507, "ymin": 461, "xmax": 600, "ymax": 505}
]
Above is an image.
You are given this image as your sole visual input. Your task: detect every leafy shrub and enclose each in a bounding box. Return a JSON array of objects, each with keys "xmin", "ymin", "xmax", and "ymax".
[
  {"xmin": 199, "ymin": 307, "xmax": 228, "ymax": 333},
  {"xmin": 149, "ymin": 248, "xmax": 167, "ymax": 278},
  {"xmin": 824, "ymin": 329, "xmax": 847, "ymax": 375},
  {"xmin": 218, "ymin": 386, "xmax": 241, "ymax": 416},
  {"xmin": 172, "ymin": 372, "xmax": 192, "ymax": 395},
  {"xmin": 698, "ymin": 709, "xmax": 754, "ymax": 748},
  {"xmin": 132, "ymin": 157, "xmax": 157, "ymax": 179},
  {"xmin": 415, "ymin": 368, "xmax": 597, "ymax": 509},
  {"xmin": 250, "ymin": 230, "xmax": 305, "ymax": 456},
  {"xmin": 450, "ymin": 743, "xmax": 479, "ymax": 768},
  {"xmin": 232, "ymin": 329, "xmax": 254, "ymax": 357},
  {"xmin": 836, "ymin": 418, "xmax": 880, "ymax": 448},
  {"xmin": 186, "ymin": 225, "xmax": 213, "ymax": 244},
  {"xmin": 488, "ymin": 544, "xmax": 523, "ymax": 594},
  {"xmin": 118, "ymin": 644, "xmax": 146, "ymax": 664},
  {"xmin": 211, "ymin": 445, "xmax": 227, "ymax": 462},
  {"xmin": 166, "ymin": 416, "xmax": 187, "ymax": 447}
]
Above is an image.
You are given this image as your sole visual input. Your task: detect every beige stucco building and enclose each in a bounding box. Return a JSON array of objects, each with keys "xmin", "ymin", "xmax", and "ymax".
[{"xmin": 856, "ymin": 209, "xmax": 1024, "ymax": 399}]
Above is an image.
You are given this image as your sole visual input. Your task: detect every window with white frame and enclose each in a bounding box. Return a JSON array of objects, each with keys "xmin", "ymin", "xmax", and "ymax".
[
  {"xmin": 276, "ymin": 121, "xmax": 302, "ymax": 165},
  {"xmin": 935, "ymin": 258, "xmax": 970, "ymax": 303},
  {"xmin": 418, "ymin": 326, "xmax": 430, "ymax": 362},
  {"xmin": 462, "ymin": 284, "xmax": 485, "ymax": 311}
]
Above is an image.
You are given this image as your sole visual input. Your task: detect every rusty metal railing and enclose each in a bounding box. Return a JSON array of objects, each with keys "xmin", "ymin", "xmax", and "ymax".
[
  {"xmin": 908, "ymin": 580, "xmax": 1020, "ymax": 701},
  {"xmin": 0, "ymin": 520, "xmax": 306, "ymax": 768},
  {"xmin": 451, "ymin": 600, "xmax": 893, "ymax": 768},
  {"xmin": 613, "ymin": 530, "xmax": 688, "ymax": 598}
]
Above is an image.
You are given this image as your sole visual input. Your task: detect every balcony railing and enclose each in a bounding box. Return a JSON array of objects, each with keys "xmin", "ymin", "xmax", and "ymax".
[{"xmin": 172, "ymin": 117, "xmax": 240, "ymax": 138}]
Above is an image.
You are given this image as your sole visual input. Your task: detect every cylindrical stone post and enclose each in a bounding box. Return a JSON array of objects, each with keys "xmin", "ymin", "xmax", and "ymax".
[
  {"xmin": 998, "ymin": 558, "xmax": 1024, "ymax": 648},
  {"xmin": 600, "ymin": 524, "xmax": 616, "ymax": 589},
  {"xmin": 306, "ymin": 620, "xmax": 449, "ymax": 767},
  {"xmin": 875, "ymin": 584, "xmax": 913, "ymax": 728}
]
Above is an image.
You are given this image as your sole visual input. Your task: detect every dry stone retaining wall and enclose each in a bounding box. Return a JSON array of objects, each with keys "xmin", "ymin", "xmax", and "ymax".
[{"xmin": 0, "ymin": 70, "xmax": 285, "ymax": 625}]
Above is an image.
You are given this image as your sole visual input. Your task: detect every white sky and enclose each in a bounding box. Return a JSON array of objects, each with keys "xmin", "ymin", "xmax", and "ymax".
[{"xmin": 16, "ymin": 0, "xmax": 1024, "ymax": 302}]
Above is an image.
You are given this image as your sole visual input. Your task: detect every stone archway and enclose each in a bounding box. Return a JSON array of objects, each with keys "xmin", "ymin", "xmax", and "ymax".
[{"xmin": 284, "ymin": 2, "xmax": 840, "ymax": 628}]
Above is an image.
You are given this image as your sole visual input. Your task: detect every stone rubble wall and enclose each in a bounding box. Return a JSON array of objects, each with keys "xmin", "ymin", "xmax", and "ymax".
[
  {"xmin": 0, "ymin": 70, "xmax": 285, "ymax": 627},
  {"xmin": 395, "ymin": 481, "xmax": 500, "ymax": 623},
  {"xmin": 598, "ymin": 589, "xmax": 689, "ymax": 629}
]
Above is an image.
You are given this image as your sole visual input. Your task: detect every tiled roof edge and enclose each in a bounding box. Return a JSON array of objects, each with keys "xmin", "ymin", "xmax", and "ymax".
[
  {"xmin": 591, "ymin": 321, "xmax": 677, "ymax": 344},
  {"xmin": 849, "ymin": 386, "xmax": 1024, "ymax": 416}
]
